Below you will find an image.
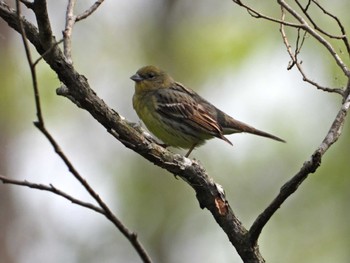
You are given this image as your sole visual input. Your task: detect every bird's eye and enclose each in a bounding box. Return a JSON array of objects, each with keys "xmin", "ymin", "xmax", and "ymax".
[{"xmin": 147, "ymin": 73, "xmax": 155, "ymax": 79}]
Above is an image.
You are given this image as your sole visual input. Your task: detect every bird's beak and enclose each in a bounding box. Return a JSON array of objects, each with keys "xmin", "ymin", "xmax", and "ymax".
[{"xmin": 130, "ymin": 73, "xmax": 143, "ymax": 82}]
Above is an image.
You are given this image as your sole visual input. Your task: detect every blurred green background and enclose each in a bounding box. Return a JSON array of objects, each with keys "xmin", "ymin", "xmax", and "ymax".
[{"xmin": 0, "ymin": 1, "xmax": 349, "ymax": 263}]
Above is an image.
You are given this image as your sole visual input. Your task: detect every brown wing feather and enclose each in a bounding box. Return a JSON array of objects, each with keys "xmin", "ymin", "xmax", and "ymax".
[{"xmin": 155, "ymin": 83, "xmax": 232, "ymax": 144}]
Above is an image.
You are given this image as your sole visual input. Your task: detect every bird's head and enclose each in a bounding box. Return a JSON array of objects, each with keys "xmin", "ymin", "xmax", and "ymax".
[{"xmin": 130, "ymin": 65, "xmax": 174, "ymax": 91}]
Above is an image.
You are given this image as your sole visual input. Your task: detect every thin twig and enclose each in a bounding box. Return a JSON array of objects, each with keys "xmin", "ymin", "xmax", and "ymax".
[
  {"xmin": 33, "ymin": 38, "xmax": 63, "ymax": 66},
  {"xmin": 295, "ymin": 0, "xmax": 345, "ymax": 40},
  {"xmin": 311, "ymin": 0, "xmax": 350, "ymax": 56},
  {"xmin": 233, "ymin": 0, "xmax": 350, "ymax": 77},
  {"xmin": 63, "ymin": 0, "xmax": 76, "ymax": 63},
  {"xmin": 294, "ymin": 28, "xmax": 307, "ymax": 57},
  {"xmin": 231, "ymin": 0, "xmax": 350, "ymax": 245},
  {"xmin": 15, "ymin": 1, "xmax": 152, "ymax": 262},
  {"xmin": 76, "ymin": 0, "xmax": 104, "ymax": 22},
  {"xmin": 232, "ymin": 0, "xmax": 302, "ymax": 28},
  {"xmin": 278, "ymin": 0, "xmax": 350, "ymax": 77},
  {"xmin": 0, "ymin": 175, "xmax": 104, "ymax": 214},
  {"xmin": 63, "ymin": 0, "xmax": 105, "ymax": 61},
  {"xmin": 16, "ymin": 0, "xmax": 43, "ymax": 124},
  {"xmin": 279, "ymin": 6, "xmax": 344, "ymax": 95},
  {"xmin": 3, "ymin": 1, "xmax": 349, "ymax": 262}
]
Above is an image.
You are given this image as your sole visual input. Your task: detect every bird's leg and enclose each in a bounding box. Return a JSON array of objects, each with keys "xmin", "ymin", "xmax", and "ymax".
[
  {"xmin": 171, "ymin": 144, "xmax": 196, "ymax": 180},
  {"xmin": 185, "ymin": 144, "xmax": 197, "ymax": 158}
]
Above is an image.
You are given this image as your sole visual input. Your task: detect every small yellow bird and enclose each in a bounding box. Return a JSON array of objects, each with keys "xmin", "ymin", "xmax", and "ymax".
[{"xmin": 131, "ymin": 65, "xmax": 285, "ymax": 157}]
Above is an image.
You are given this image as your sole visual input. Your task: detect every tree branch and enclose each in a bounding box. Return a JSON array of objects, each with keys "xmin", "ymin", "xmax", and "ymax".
[
  {"xmin": 230, "ymin": 0, "xmax": 350, "ymax": 246},
  {"xmin": 296, "ymin": 0, "xmax": 345, "ymax": 41},
  {"xmin": 63, "ymin": 0, "xmax": 76, "ymax": 62},
  {"xmin": 249, "ymin": 91, "xmax": 350, "ymax": 242},
  {"xmin": 233, "ymin": 0, "xmax": 350, "ymax": 78},
  {"xmin": 232, "ymin": 0, "xmax": 302, "ymax": 28},
  {"xmin": 0, "ymin": 175, "xmax": 104, "ymax": 214},
  {"xmin": 76, "ymin": 0, "xmax": 104, "ymax": 22},
  {"xmin": 2, "ymin": 1, "xmax": 350, "ymax": 262},
  {"xmin": 31, "ymin": 0, "xmax": 55, "ymax": 48},
  {"xmin": 277, "ymin": 0, "xmax": 350, "ymax": 77},
  {"xmin": 279, "ymin": 6, "xmax": 344, "ymax": 95},
  {"xmin": 310, "ymin": 0, "xmax": 350, "ymax": 56},
  {"xmin": 11, "ymin": 1, "xmax": 152, "ymax": 262},
  {"xmin": 1, "ymin": 1, "xmax": 266, "ymax": 262},
  {"xmin": 63, "ymin": 0, "xmax": 105, "ymax": 61}
]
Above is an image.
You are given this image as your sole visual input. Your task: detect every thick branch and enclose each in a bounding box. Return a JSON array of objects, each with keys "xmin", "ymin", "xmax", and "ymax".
[
  {"xmin": 2, "ymin": 1, "xmax": 350, "ymax": 262},
  {"xmin": 31, "ymin": 0, "xmax": 55, "ymax": 48},
  {"xmin": 0, "ymin": 2, "xmax": 264, "ymax": 262},
  {"xmin": 13, "ymin": 1, "xmax": 152, "ymax": 262}
]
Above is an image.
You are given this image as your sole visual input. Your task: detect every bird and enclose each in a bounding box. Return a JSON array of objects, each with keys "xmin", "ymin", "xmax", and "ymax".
[{"xmin": 131, "ymin": 65, "xmax": 285, "ymax": 157}]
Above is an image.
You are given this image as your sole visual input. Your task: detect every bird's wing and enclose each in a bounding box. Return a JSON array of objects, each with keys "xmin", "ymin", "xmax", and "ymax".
[{"xmin": 154, "ymin": 82, "xmax": 231, "ymax": 143}]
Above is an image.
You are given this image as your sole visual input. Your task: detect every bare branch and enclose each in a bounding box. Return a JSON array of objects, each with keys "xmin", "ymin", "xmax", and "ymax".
[
  {"xmin": 231, "ymin": 0, "xmax": 350, "ymax": 245},
  {"xmin": 295, "ymin": 0, "xmax": 345, "ymax": 40},
  {"xmin": 232, "ymin": 1, "xmax": 350, "ymax": 79},
  {"xmin": 0, "ymin": 175, "xmax": 103, "ymax": 214},
  {"xmin": 277, "ymin": 0, "xmax": 350, "ymax": 77},
  {"xmin": 13, "ymin": 2, "xmax": 152, "ymax": 262},
  {"xmin": 0, "ymin": 174, "xmax": 151, "ymax": 263},
  {"xmin": 63, "ymin": 0, "xmax": 105, "ymax": 63},
  {"xmin": 295, "ymin": 28, "xmax": 307, "ymax": 57},
  {"xmin": 249, "ymin": 91, "xmax": 350, "ymax": 243},
  {"xmin": 232, "ymin": 0, "xmax": 302, "ymax": 28},
  {"xmin": 279, "ymin": 6, "xmax": 344, "ymax": 95},
  {"xmin": 33, "ymin": 38, "xmax": 63, "ymax": 66},
  {"xmin": 2, "ymin": 1, "xmax": 350, "ymax": 262},
  {"xmin": 318, "ymin": 93, "xmax": 350, "ymax": 154},
  {"xmin": 311, "ymin": 0, "xmax": 350, "ymax": 56},
  {"xmin": 31, "ymin": 0, "xmax": 55, "ymax": 48},
  {"xmin": 76, "ymin": 0, "xmax": 104, "ymax": 22},
  {"xmin": 63, "ymin": 0, "xmax": 76, "ymax": 63},
  {"xmin": 16, "ymin": 0, "xmax": 43, "ymax": 124},
  {"xmin": 0, "ymin": 3, "xmax": 266, "ymax": 261},
  {"xmin": 248, "ymin": 151, "xmax": 321, "ymax": 242},
  {"xmin": 344, "ymin": 79, "xmax": 350, "ymax": 103}
]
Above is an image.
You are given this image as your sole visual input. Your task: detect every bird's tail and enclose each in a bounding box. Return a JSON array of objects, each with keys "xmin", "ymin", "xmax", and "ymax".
[{"xmin": 220, "ymin": 113, "xmax": 286, "ymax": 143}]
